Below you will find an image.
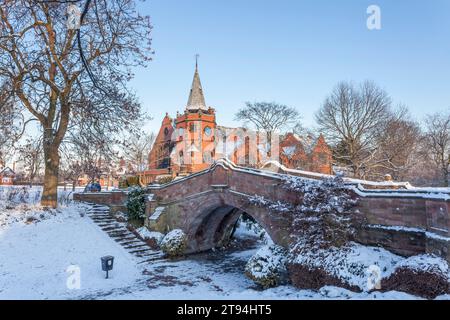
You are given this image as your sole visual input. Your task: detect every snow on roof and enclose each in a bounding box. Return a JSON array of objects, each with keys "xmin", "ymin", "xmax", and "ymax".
[
  {"xmin": 0, "ymin": 167, "xmax": 15, "ymax": 176},
  {"xmin": 282, "ymin": 146, "xmax": 297, "ymax": 158}
]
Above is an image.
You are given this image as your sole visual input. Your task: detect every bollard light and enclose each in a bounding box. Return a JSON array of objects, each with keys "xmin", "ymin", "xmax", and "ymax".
[{"xmin": 101, "ymin": 256, "xmax": 114, "ymax": 279}]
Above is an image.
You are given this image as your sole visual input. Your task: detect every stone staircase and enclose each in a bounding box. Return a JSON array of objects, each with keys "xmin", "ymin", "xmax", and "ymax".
[{"xmin": 85, "ymin": 204, "xmax": 166, "ymax": 264}]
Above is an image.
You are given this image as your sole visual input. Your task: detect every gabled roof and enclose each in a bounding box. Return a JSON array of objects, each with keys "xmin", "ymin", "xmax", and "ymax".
[{"xmin": 0, "ymin": 167, "xmax": 15, "ymax": 176}]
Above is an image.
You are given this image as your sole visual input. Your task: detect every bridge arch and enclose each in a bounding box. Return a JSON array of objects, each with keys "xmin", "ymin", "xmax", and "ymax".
[{"xmin": 186, "ymin": 192, "xmax": 285, "ymax": 253}]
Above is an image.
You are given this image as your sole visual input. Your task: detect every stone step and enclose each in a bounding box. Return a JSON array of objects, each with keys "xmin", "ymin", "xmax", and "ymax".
[
  {"xmin": 97, "ymin": 223, "xmax": 118, "ymax": 228},
  {"xmin": 92, "ymin": 218, "xmax": 116, "ymax": 223},
  {"xmin": 108, "ymin": 231, "xmax": 134, "ymax": 238},
  {"xmin": 137, "ymin": 256, "xmax": 166, "ymax": 264},
  {"xmin": 101, "ymin": 226, "xmax": 126, "ymax": 232},
  {"xmin": 135, "ymin": 251, "xmax": 163, "ymax": 258},
  {"xmin": 89, "ymin": 213, "xmax": 112, "ymax": 217},
  {"xmin": 124, "ymin": 243, "xmax": 148, "ymax": 250},
  {"xmin": 86, "ymin": 204, "xmax": 157, "ymax": 262},
  {"xmin": 88, "ymin": 213, "xmax": 111, "ymax": 217},
  {"xmin": 118, "ymin": 238, "xmax": 140, "ymax": 243},
  {"xmin": 115, "ymin": 237, "xmax": 137, "ymax": 243},
  {"xmin": 129, "ymin": 248, "xmax": 152, "ymax": 254}
]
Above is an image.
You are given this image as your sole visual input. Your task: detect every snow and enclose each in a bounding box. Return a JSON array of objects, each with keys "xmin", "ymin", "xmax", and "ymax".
[
  {"xmin": 234, "ymin": 217, "xmax": 274, "ymax": 245},
  {"xmin": 146, "ymin": 158, "xmax": 450, "ymax": 203},
  {"xmin": 0, "ymin": 203, "xmax": 141, "ymax": 299},
  {"xmin": 245, "ymin": 245, "xmax": 287, "ymax": 287},
  {"xmin": 350, "ymin": 186, "xmax": 450, "ymax": 201},
  {"xmin": 148, "ymin": 206, "xmax": 165, "ymax": 221},
  {"xmin": 391, "ymin": 254, "xmax": 449, "ymax": 276},
  {"xmin": 160, "ymin": 229, "xmax": 187, "ymax": 257},
  {"xmin": 282, "ymin": 146, "xmax": 296, "ymax": 158},
  {"xmin": 0, "ymin": 205, "xmax": 444, "ymax": 300},
  {"xmin": 1, "ymin": 188, "xmax": 449, "ymax": 300},
  {"xmin": 291, "ymin": 242, "xmax": 402, "ymax": 291},
  {"xmin": 367, "ymin": 224, "xmax": 450, "ymax": 243},
  {"xmin": 248, "ymin": 194, "xmax": 293, "ymax": 213},
  {"xmin": 135, "ymin": 227, "xmax": 164, "ymax": 243}
]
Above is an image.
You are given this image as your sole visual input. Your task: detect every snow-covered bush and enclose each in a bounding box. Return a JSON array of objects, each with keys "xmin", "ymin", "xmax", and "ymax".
[
  {"xmin": 135, "ymin": 227, "xmax": 164, "ymax": 249},
  {"xmin": 126, "ymin": 186, "xmax": 146, "ymax": 220},
  {"xmin": 249, "ymin": 174, "xmax": 361, "ymax": 250},
  {"xmin": 245, "ymin": 245, "xmax": 287, "ymax": 288},
  {"xmin": 381, "ymin": 254, "xmax": 450, "ymax": 299},
  {"xmin": 287, "ymin": 242, "xmax": 400, "ymax": 292},
  {"xmin": 0, "ymin": 186, "xmax": 41, "ymax": 205},
  {"xmin": 282, "ymin": 174, "xmax": 357, "ymax": 216},
  {"xmin": 248, "ymin": 195, "xmax": 293, "ymax": 213},
  {"xmin": 160, "ymin": 229, "xmax": 187, "ymax": 257}
]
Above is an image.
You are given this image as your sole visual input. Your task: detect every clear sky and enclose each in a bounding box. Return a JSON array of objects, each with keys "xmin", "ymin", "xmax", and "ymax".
[{"xmin": 131, "ymin": 0, "xmax": 450, "ymax": 133}]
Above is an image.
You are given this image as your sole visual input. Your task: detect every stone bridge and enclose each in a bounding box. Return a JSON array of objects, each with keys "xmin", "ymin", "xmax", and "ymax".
[{"xmin": 75, "ymin": 159, "xmax": 450, "ymax": 260}]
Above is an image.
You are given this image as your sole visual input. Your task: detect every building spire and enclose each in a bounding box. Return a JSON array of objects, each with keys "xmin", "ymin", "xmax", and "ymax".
[{"xmin": 186, "ymin": 55, "xmax": 207, "ymax": 111}]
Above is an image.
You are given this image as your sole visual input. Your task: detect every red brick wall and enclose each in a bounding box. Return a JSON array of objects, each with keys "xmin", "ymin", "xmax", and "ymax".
[
  {"xmin": 309, "ymin": 134, "xmax": 332, "ymax": 175},
  {"xmin": 279, "ymin": 133, "xmax": 308, "ymax": 169},
  {"xmin": 148, "ymin": 114, "xmax": 174, "ymax": 170}
]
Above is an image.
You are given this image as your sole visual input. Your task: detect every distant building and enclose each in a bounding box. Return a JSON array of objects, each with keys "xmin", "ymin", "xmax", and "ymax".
[
  {"xmin": 279, "ymin": 133, "xmax": 332, "ymax": 174},
  {"xmin": 139, "ymin": 63, "xmax": 332, "ymax": 184},
  {"xmin": 0, "ymin": 167, "xmax": 16, "ymax": 185}
]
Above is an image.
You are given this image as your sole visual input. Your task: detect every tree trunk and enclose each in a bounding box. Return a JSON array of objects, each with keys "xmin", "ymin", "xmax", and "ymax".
[{"xmin": 41, "ymin": 146, "xmax": 60, "ymax": 208}]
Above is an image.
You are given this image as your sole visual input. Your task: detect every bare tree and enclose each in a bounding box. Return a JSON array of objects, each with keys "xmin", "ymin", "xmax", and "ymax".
[
  {"xmin": 69, "ymin": 130, "xmax": 119, "ymax": 186},
  {"xmin": 17, "ymin": 136, "xmax": 44, "ymax": 186},
  {"xmin": 60, "ymin": 148, "xmax": 84, "ymax": 191},
  {"xmin": 370, "ymin": 108, "xmax": 422, "ymax": 180},
  {"xmin": 0, "ymin": 81, "xmax": 21, "ymax": 163},
  {"xmin": 235, "ymin": 101, "xmax": 300, "ymax": 133},
  {"xmin": 315, "ymin": 81, "xmax": 393, "ymax": 179},
  {"xmin": 0, "ymin": 1, "xmax": 152, "ymax": 207},
  {"xmin": 423, "ymin": 112, "xmax": 450, "ymax": 187},
  {"xmin": 122, "ymin": 130, "xmax": 155, "ymax": 173},
  {"xmin": 235, "ymin": 102, "xmax": 301, "ymax": 155}
]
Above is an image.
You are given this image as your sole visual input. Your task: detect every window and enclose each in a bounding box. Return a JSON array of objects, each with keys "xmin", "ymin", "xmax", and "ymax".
[
  {"xmin": 203, "ymin": 151, "xmax": 214, "ymax": 164},
  {"xmin": 179, "ymin": 151, "xmax": 184, "ymax": 165},
  {"xmin": 245, "ymin": 136, "xmax": 250, "ymax": 165},
  {"xmin": 204, "ymin": 126, "xmax": 212, "ymax": 137}
]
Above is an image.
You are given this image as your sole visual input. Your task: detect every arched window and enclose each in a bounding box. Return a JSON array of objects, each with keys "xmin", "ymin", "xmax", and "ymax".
[
  {"xmin": 203, "ymin": 152, "xmax": 211, "ymax": 164},
  {"xmin": 179, "ymin": 151, "xmax": 184, "ymax": 165},
  {"xmin": 245, "ymin": 136, "xmax": 250, "ymax": 166}
]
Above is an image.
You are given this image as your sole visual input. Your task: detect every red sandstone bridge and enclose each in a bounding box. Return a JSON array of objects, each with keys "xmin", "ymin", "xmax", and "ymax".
[{"xmin": 75, "ymin": 159, "xmax": 450, "ymax": 261}]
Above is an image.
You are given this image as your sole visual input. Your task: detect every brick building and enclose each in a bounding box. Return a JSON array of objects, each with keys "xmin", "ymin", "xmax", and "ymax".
[
  {"xmin": 140, "ymin": 63, "xmax": 332, "ymax": 184},
  {"xmin": 0, "ymin": 167, "xmax": 16, "ymax": 185}
]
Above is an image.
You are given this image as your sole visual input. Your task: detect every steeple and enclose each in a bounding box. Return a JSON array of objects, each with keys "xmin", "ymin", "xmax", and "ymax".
[{"xmin": 186, "ymin": 57, "xmax": 207, "ymax": 111}]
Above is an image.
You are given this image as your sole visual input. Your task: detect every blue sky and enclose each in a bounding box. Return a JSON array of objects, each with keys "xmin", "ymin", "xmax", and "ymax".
[{"xmin": 131, "ymin": 0, "xmax": 450, "ymax": 132}]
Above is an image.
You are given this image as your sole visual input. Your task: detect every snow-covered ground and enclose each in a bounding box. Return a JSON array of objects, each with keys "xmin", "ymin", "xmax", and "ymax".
[{"xmin": 0, "ymin": 186, "xmax": 446, "ymax": 300}]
